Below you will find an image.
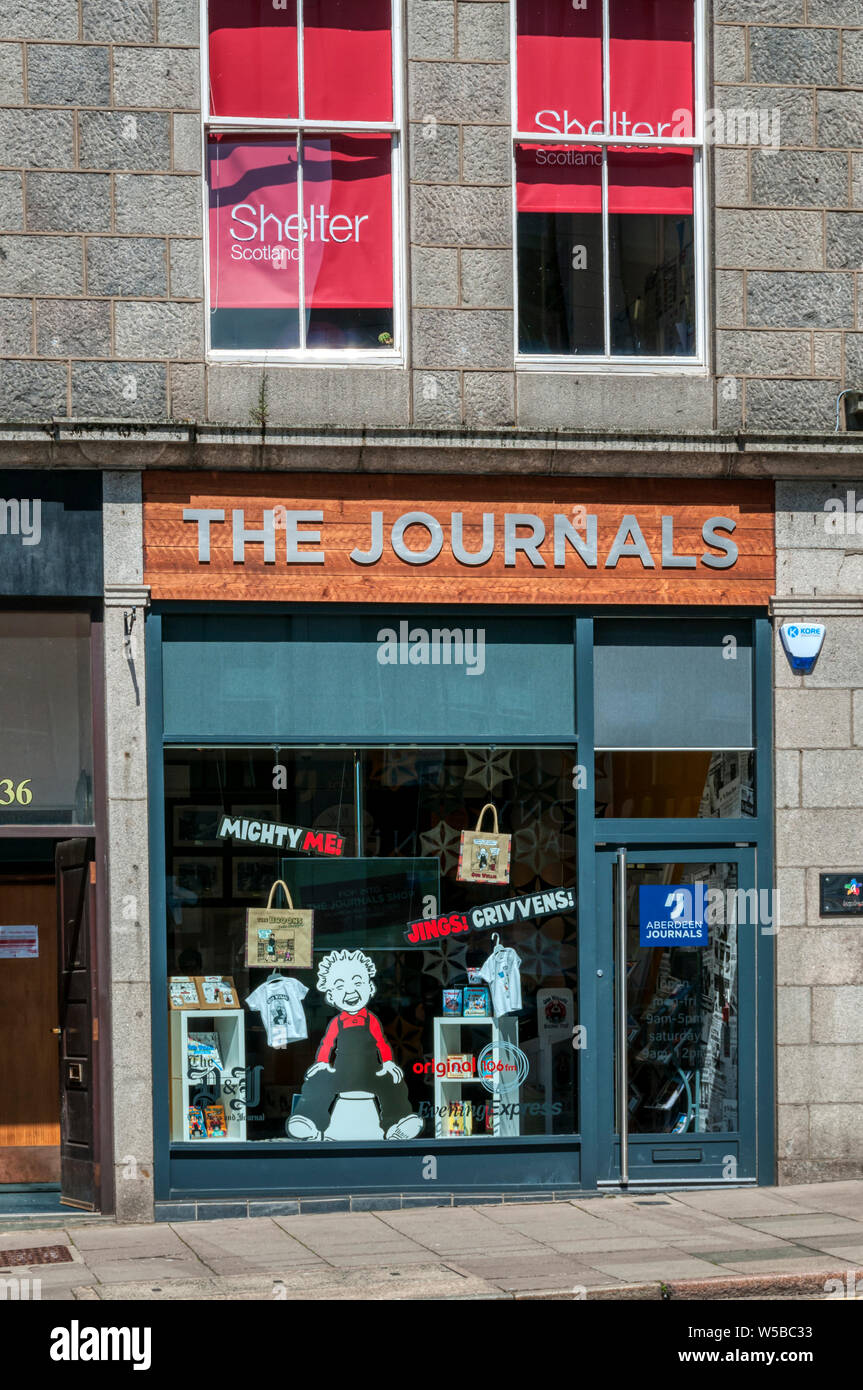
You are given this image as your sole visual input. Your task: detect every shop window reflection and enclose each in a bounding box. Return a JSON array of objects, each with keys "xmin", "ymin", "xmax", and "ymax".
[{"xmin": 595, "ymin": 750, "xmax": 755, "ymax": 818}]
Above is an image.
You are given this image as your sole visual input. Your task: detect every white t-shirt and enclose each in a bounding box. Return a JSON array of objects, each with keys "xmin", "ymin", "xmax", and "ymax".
[
  {"xmin": 245, "ymin": 976, "xmax": 309, "ymax": 1048},
  {"xmin": 480, "ymin": 947, "xmax": 523, "ymax": 1017}
]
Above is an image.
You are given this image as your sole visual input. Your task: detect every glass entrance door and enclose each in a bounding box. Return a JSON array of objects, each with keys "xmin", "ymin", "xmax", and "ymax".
[{"xmin": 596, "ymin": 847, "xmax": 758, "ymax": 1186}]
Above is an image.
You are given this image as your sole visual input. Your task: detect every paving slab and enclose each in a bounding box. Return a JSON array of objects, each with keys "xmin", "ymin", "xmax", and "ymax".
[
  {"xmin": 0, "ymin": 1263, "xmax": 97, "ymax": 1289},
  {"xmin": 659, "ymin": 1231, "xmax": 792, "ymax": 1254},
  {"xmin": 445, "ymin": 1255, "xmax": 616, "ymax": 1293},
  {"xmin": 789, "ymin": 1238, "xmax": 863, "ymax": 1261},
  {"xmin": 171, "ymin": 1217, "xmax": 322, "ymax": 1273},
  {"xmin": 670, "ymin": 1189, "xmax": 821, "ymax": 1219},
  {"xmin": 734, "ymin": 1214, "xmax": 863, "ymax": 1239},
  {"xmin": 543, "ymin": 1234, "xmax": 669, "ymax": 1255},
  {"xmin": 480, "ymin": 1201, "xmax": 611, "ymax": 1230},
  {"xmin": 375, "ymin": 1208, "xmax": 546, "ymax": 1253},
  {"xmin": 0, "ymin": 1227, "xmax": 77, "ymax": 1250},
  {"xmin": 580, "ymin": 1249, "xmax": 735, "ymax": 1281},
  {"xmin": 83, "ymin": 1256, "xmax": 211, "ymax": 1284},
  {"xmin": 318, "ymin": 1247, "xmax": 462, "ymax": 1267},
  {"xmin": 272, "ymin": 1211, "xmax": 431, "ymax": 1260},
  {"xmin": 69, "ymin": 1226, "xmax": 190, "ymax": 1256},
  {"xmin": 772, "ymin": 1181, "xmax": 863, "ymax": 1204},
  {"xmin": 712, "ymin": 1252, "xmax": 857, "ymax": 1277},
  {"xmin": 93, "ymin": 1279, "xmax": 226, "ymax": 1301},
  {"xmin": 225, "ymin": 1262, "xmax": 500, "ymax": 1300}
]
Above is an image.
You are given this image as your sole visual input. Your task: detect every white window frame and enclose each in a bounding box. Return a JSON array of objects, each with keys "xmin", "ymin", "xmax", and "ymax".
[
  {"xmin": 201, "ymin": 0, "xmax": 406, "ymax": 366},
  {"xmin": 510, "ymin": 0, "xmax": 707, "ymax": 374}
]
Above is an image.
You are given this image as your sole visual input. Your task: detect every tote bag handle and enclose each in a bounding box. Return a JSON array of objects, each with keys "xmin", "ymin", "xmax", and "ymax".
[
  {"xmin": 475, "ymin": 803, "xmax": 500, "ymax": 834},
  {"xmin": 265, "ymin": 879, "xmax": 294, "ymax": 910}
]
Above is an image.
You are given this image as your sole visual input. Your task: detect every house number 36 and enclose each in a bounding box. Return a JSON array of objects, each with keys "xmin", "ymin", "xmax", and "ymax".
[{"xmin": 0, "ymin": 779, "xmax": 32, "ymax": 805}]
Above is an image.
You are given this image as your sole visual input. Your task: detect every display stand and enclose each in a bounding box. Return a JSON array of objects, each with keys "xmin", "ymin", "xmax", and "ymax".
[
  {"xmin": 432, "ymin": 1015, "xmax": 520, "ymax": 1138},
  {"xmin": 170, "ymin": 1008, "xmax": 247, "ymax": 1142}
]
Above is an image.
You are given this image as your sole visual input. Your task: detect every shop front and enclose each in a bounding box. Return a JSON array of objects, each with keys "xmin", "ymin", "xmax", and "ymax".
[
  {"xmin": 0, "ymin": 470, "xmax": 109, "ymax": 1213},
  {"xmin": 143, "ymin": 473, "xmax": 775, "ymax": 1200}
]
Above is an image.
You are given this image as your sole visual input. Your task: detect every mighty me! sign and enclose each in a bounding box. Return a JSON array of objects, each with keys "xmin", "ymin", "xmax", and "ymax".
[{"xmin": 639, "ymin": 885, "xmax": 708, "ymax": 947}]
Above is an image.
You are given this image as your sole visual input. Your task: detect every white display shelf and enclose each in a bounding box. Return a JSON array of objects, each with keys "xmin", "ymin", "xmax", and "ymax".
[
  {"xmin": 432, "ymin": 1015, "xmax": 520, "ymax": 1138},
  {"xmin": 170, "ymin": 1008, "xmax": 247, "ymax": 1142}
]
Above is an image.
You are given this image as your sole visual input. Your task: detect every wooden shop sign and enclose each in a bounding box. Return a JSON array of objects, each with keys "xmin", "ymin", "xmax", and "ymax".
[{"xmin": 143, "ymin": 474, "xmax": 775, "ymax": 606}]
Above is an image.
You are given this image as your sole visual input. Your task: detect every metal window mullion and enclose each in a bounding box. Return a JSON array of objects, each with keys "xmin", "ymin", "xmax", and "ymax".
[
  {"xmin": 601, "ymin": 0, "xmax": 611, "ymax": 357},
  {"xmin": 297, "ymin": 0, "xmax": 306, "ymax": 349},
  {"xmin": 512, "ymin": 131, "xmax": 698, "ymax": 147},
  {"xmin": 616, "ymin": 846, "xmax": 629, "ymax": 1186},
  {"xmin": 297, "ymin": 130, "xmax": 306, "ymax": 350},
  {"xmin": 297, "ymin": 0, "xmax": 305, "ymax": 121},
  {"xmin": 208, "ymin": 117, "xmax": 398, "ymax": 133}
]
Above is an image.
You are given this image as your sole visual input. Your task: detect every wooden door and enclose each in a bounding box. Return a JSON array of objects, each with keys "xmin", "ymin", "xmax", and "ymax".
[
  {"xmin": 56, "ymin": 839, "xmax": 98, "ymax": 1211},
  {"xmin": 0, "ymin": 874, "xmax": 60, "ymax": 1183}
]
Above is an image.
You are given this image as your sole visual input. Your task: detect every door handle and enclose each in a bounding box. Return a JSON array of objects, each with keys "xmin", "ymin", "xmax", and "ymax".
[{"xmin": 51, "ymin": 1028, "xmax": 61, "ymax": 1036}]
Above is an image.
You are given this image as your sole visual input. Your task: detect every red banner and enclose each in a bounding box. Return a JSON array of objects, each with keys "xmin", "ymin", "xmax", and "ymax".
[
  {"xmin": 610, "ymin": 0, "xmax": 694, "ymax": 137},
  {"xmin": 208, "ymin": 136, "xmax": 393, "ymax": 311},
  {"xmin": 516, "ymin": 146, "xmax": 692, "ymax": 216},
  {"xmin": 516, "ymin": 145, "xmax": 602, "ymax": 214},
  {"xmin": 209, "ymin": 0, "xmax": 299, "ymax": 119},
  {"xmin": 608, "ymin": 151, "xmax": 693, "ymax": 215},
  {"xmin": 208, "ymin": 0, "xmax": 391, "ymax": 122},
  {"xmin": 516, "ymin": 0, "xmax": 602, "ymax": 136},
  {"xmin": 304, "ymin": 0, "xmax": 392, "ymax": 122},
  {"xmin": 516, "ymin": 0, "xmax": 693, "ymax": 138}
]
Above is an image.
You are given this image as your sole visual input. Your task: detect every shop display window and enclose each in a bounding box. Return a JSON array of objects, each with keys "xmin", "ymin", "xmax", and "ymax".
[
  {"xmin": 0, "ymin": 612, "xmax": 93, "ymax": 825},
  {"xmin": 165, "ymin": 746, "xmax": 579, "ymax": 1144},
  {"xmin": 596, "ymin": 750, "xmax": 756, "ymax": 819}
]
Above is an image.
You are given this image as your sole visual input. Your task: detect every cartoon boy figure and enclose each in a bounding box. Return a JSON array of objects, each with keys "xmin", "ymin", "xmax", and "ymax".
[{"xmin": 287, "ymin": 948, "xmax": 423, "ymax": 1142}]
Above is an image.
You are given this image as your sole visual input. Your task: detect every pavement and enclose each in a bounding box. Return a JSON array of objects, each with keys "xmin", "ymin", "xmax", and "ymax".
[{"xmin": 1, "ymin": 1181, "xmax": 863, "ymax": 1301}]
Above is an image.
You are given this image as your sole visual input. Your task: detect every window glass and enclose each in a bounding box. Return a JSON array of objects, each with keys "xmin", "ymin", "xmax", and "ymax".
[
  {"xmin": 608, "ymin": 0, "xmax": 694, "ymax": 138},
  {"xmin": 161, "ymin": 614, "xmax": 577, "ymax": 742},
  {"xmin": 303, "ymin": 135, "xmax": 394, "ymax": 349},
  {"xmin": 514, "ymin": 0, "xmax": 699, "ymax": 362},
  {"xmin": 165, "ymin": 746, "xmax": 579, "ymax": 1145},
  {"xmin": 208, "ymin": 0, "xmax": 299, "ymax": 120},
  {"xmin": 516, "ymin": 0, "xmax": 602, "ymax": 136},
  {"xmin": 619, "ymin": 861, "xmax": 739, "ymax": 1134},
  {"xmin": 596, "ymin": 751, "xmax": 756, "ymax": 819},
  {"xmin": 208, "ymin": 137, "xmax": 300, "ymax": 352},
  {"xmin": 593, "ymin": 619, "xmax": 753, "ymax": 751},
  {"xmin": 0, "ymin": 613, "xmax": 93, "ymax": 825},
  {"xmin": 205, "ymin": 0, "xmax": 397, "ymax": 356},
  {"xmin": 516, "ymin": 144, "xmax": 603, "ymax": 354},
  {"xmin": 608, "ymin": 151, "xmax": 695, "ymax": 357},
  {"xmin": 303, "ymin": 0, "xmax": 392, "ymax": 122},
  {"xmin": 208, "ymin": 136, "xmax": 394, "ymax": 351}
]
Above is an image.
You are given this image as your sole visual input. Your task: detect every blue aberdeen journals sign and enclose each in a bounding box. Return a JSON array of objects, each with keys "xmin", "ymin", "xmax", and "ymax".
[{"xmin": 639, "ymin": 885, "xmax": 709, "ymax": 947}]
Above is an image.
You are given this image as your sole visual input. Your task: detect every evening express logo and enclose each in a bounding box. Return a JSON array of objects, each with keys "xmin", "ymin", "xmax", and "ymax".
[{"xmin": 230, "ymin": 203, "xmax": 370, "ymax": 262}]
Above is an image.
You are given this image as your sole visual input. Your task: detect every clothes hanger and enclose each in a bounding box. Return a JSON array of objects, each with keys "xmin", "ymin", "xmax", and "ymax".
[{"xmin": 491, "ymin": 932, "xmax": 501, "ymax": 951}]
